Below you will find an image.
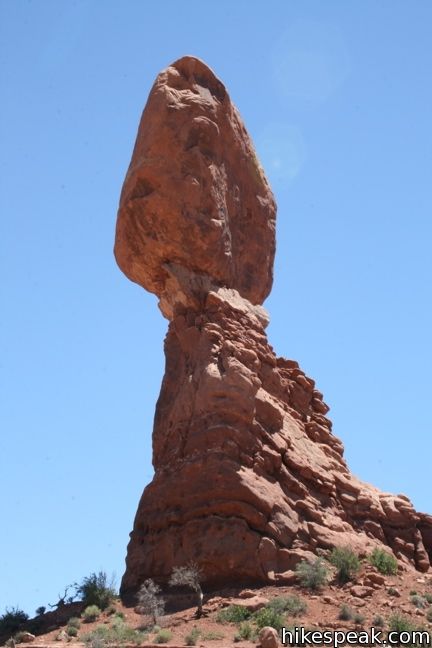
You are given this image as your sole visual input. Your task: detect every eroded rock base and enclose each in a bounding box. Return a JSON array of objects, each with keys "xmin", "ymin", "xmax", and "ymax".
[{"xmin": 120, "ymin": 290, "xmax": 432, "ymax": 598}]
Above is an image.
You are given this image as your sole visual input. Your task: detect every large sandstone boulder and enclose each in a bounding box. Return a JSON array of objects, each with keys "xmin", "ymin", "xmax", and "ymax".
[{"xmin": 115, "ymin": 56, "xmax": 432, "ymax": 600}]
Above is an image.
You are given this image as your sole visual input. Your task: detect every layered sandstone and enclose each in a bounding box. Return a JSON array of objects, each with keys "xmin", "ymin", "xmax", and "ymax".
[{"xmin": 115, "ymin": 56, "xmax": 431, "ymax": 599}]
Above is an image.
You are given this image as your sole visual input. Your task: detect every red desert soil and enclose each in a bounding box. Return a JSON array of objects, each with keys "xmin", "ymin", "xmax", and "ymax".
[{"xmin": 11, "ymin": 564, "xmax": 432, "ymax": 647}]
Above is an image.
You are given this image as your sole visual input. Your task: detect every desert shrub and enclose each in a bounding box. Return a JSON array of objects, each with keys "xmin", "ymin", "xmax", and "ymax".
[
  {"xmin": 68, "ymin": 617, "xmax": 81, "ymax": 629},
  {"xmin": 76, "ymin": 572, "xmax": 116, "ymax": 610},
  {"xmin": 35, "ymin": 606, "xmax": 46, "ymax": 616},
  {"xmin": 369, "ymin": 548, "xmax": 398, "ymax": 575},
  {"xmin": 266, "ymin": 596, "xmax": 286, "ymax": 614},
  {"xmin": 110, "ymin": 616, "xmax": 126, "ymax": 630},
  {"xmin": 82, "ymin": 605, "xmax": 101, "ymax": 622},
  {"xmin": 137, "ymin": 579, "xmax": 165, "ymax": 626},
  {"xmin": 201, "ymin": 630, "xmax": 225, "ymax": 640},
  {"xmin": 386, "ymin": 612, "xmax": 429, "ymax": 647},
  {"xmin": 154, "ymin": 628, "xmax": 172, "ymax": 644},
  {"xmin": 411, "ymin": 595, "xmax": 428, "ymax": 609},
  {"xmin": 338, "ymin": 604, "xmax": 353, "ymax": 621},
  {"xmin": 329, "ymin": 547, "xmax": 361, "ymax": 584},
  {"xmin": 295, "ymin": 558, "xmax": 328, "ymax": 590},
  {"xmin": 184, "ymin": 627, "xmax": 200, "ymax": 645},
  {"xmin": 253, "ymin": 607, "xmax": 284, "ymax": 631},
  {"xmin": 169, "ymin": 563, "xmax": 203, "ymax": 617},
  {"xmin": 234, "ymin": 621, "xmax": 256, "ymax": 641},
  {"xmin": 388, "ymin": 587, "xmax": 400, "ymax": 597},
  {"xmin": 388, "ymin": 613, "xmax": 416, "ymax": 633},
  {"xmin": 373, "ymin": 615, "xmax": 385, "ymax": 627},
  {"xmin": 282, "ymin": 595, "xmax": 307, "ymax": 617},
  {"xmin": 67, "ymin": 625, "xmax": 79, "ymax": 637},
  {"xmin": 353, "ymin": 612, "xmax": 365, "ymax": 625},
  {"xmin": 410, "ymin": 590, "xmax": 418, "ymax": 596},
  {"xmin": 82, "ymin": 621, "xmax": 146, "ymax": 647},
  {"xmin": 216, "ymin": 605, "xmax": 251, "ymax": 624},
  {"xmin": 424, "ymin": 593, "xmax": 432, "ymax": 605},
  {"xmin": 267, "ymin": 595, "xmax": 307, "ymax": 617},
  {"xmin": 426, "ymin": 608, "xmax": 432, "ymax": 623},
  {"xmin": 0, "ymin": 608, "xmax": 29, "ymax": 638}
]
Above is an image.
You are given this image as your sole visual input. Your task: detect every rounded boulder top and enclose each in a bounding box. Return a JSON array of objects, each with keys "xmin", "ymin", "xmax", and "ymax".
[{"xmin": 114, "ymin": 56, "xmax": 276, "ymax": 315}]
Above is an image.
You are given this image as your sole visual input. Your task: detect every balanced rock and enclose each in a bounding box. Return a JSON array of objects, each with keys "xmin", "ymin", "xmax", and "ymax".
[
  {"xmin": 115, "ymin": 55, "xmax": 275, "ymax": 318},
  {"xmin": 115, "ymin": 56, "xmax": 431, "ymax": 599}
]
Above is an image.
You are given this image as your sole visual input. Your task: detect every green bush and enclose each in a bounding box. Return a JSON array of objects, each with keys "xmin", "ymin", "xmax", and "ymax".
[
  {"xmin": 184, "ymin": 627, "xmax": 200, "ymax": 645},
  {"xmin": 424, "ymin": 593, "xmax": 432, "ymax": 605},
  {"xmin": 154, "ymin": 628, "xmax": 172, "ymax": 644},
  {"xmin": 267, "ymin": 595, "xmax": 307, "ymax": 617},
  {"xmin": 82, "ymin": 605, "xmax": 101, "ymax": 622},
  {"xmin": 353, "ymin": 612, "xmax": 365, "ymax": 625},
  {"xmin": 411, "ymin": 595, "xmax": 427, "ymax": 609},
  {"xmin": 386, "ymin": 612, "xmax": 429, "ymax": 647},
  {"xmin": 216, "ymin": 605, "xmax": 251, "ymax": 624},
  {"xmin": 338, "ymin": 605, "xmax": 353, "ymax": 621},
  {"xmin": 234, "ymin": 620, "xmax": 257, "ymax": 642},
  {"xmin": 329, "ymin": 547, "xmax": 361, "ymax": 584},
  {"xmin": 253, "ymin": 607, "xmax": 284, "ymax": 631},
  {"xmin": 295, "ymin": 558, "xmax": 328, "ymax": 590},
  {"xmin": 82, "ymin": 622, "xmax": 146, "ymax": 647},
  {"xmin": 76, "ymin": 572, "xmax": 116, "ymax": 610},
  {"xmin": 67, "ymin": 625, "xmax": 79, "ymax": 637},
  {"xmin": 0, "ymin": 608, "xmax": 29, "ymax": 638},
  {"xmin": 388, "ymin": 587, "xmax": 400, "ymax": 597},
  {"xmin": 369, "ymin": 548, "xmax": 398, "ymax": 575},
  {"xmin": 388, "ymin": 613, "xmax": 416, "ymax": 633},
  {"xmin": 68, "ymin": 617, "xmax": 81, "ymax": 629}
]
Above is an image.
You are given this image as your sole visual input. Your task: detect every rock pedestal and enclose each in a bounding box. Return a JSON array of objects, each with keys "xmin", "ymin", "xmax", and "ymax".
[{"xmin": 114, "ymin": 56, "xmax": 431, "ymax": 599}]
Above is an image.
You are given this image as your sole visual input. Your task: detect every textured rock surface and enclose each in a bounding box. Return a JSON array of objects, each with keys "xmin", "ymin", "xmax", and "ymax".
[
  {"xmin": 115, "ymin": 56, "xmax": 431, "ymax": 599},
  {"xmin": 258, "ymin": 626, "xmax": 280, "ymax": 648},
  {"xmin": 115, "ymin": 55, "xmax": 275, "ymax": 317}
]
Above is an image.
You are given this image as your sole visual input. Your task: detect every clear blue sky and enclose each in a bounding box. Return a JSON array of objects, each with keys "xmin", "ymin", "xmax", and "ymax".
[{"xmin": 1, "ymin": 0, "xmax": 431, "ymax": 616}]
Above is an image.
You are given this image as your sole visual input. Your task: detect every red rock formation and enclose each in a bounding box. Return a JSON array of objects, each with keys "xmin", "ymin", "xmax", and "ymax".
[
  {"xmin": 115, "ymin": 56, "xmax": 431, "ymax": 599},
  {"xmin": 115, "ymin": 55, "xmax": 275, "ymax": 317}
]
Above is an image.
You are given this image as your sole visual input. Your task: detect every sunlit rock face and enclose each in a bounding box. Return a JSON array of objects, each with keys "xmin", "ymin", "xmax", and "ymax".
[
  {"xmin": 114, "ymin": 55, "xmax": 276, "ymax": 319},
  {"xmin": 115, "ymin": 56, "xmax": 432, "ymax": 600}
]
